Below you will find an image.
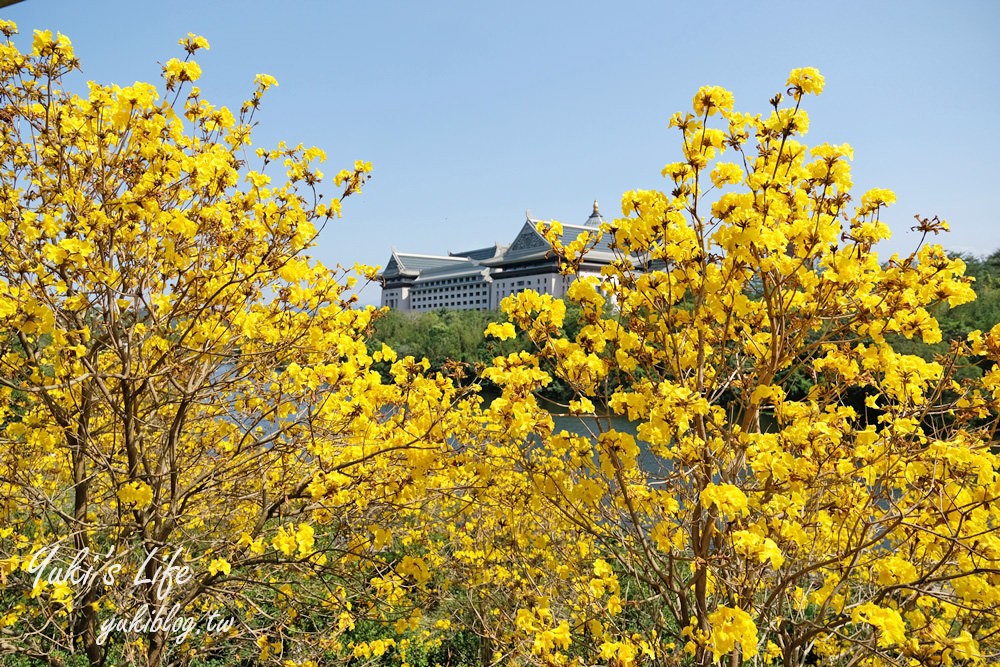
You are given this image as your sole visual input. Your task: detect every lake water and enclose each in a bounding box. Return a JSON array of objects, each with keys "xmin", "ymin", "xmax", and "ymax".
[
  {"xmin": 549, "ymin": 410, "xmax": 776, "ymax": 475},
  {"xmin": 549, "ymin": 413, "xmax": 666, "ymax": 474}
]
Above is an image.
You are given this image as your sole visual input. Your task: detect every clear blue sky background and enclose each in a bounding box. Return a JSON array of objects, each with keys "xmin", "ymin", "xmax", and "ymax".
[{"xmin": 5, "ymin": 1, "xmax": 999, "ymax": 305}]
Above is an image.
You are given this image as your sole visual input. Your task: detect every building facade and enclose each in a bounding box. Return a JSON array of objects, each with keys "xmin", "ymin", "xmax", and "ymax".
[{"xmin": 379, "ymin": 203, "xmax": 614, "ymax": 311}]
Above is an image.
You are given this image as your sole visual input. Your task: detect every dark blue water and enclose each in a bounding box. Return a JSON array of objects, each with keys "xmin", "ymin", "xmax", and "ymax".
[{"xmin": 549, "ymin": 413, "xmax": 665, "ymax": 474}]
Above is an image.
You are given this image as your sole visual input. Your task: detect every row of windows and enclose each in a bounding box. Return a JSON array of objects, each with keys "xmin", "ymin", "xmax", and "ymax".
[
  {"xmin": 412, "ymin": 298, "xmax": 489, "ymax": 310},
  {"xmin": 495, "ymin": 277, "xmax": 550, "ymax": 292},
  {"xmin": 420, "ymin": 276, "xmax": 482, "ymax": 288},
  {"xmin": 412, "ymin": 289, "xmax": 488, "ymax": 303},
  {"xmin": 416, "ymin": 284, "xmax": 483, "ymax": 294},
  {"xmin": 508, "ymin": 277, "xmax": 550, "ymax": 286},
  {"xmin": 382, "ymin": 275, "xmax": 569, "ymax": 310}
]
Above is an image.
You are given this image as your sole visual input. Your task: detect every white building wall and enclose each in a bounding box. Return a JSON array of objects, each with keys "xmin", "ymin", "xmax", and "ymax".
[
  {"xmin": 384, "ymin": 266, "xmax": 606, "ymax": 312},
  {"xmin": 381, "ymin": 287, "xmax": 411, "ymax": 311},
  {"xmin": 409, "ymin": 275, "xmax": 492, "ymax": 311},
  {"xmin": 491, "ymin": 273, "xmax": 566, "ymax": 308}
]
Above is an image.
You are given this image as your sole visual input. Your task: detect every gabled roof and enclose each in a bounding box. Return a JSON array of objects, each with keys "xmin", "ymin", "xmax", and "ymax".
[
  {"xmin": 380, "ymin": 203, "xmax": 616, "ymax": 283},
  {"xmin": 504, "ymin": 219, "xmax": 551, "ymax": 257},
  {"xmin": 414, "ymin": 263, "xmax": 491, "ymax": 283},
  {"xmin": 379, "ymin": 249, "xmax": 469, "ymax": 279},
  {"xmin": 556, "ymin": 222, "xmax": 615, "ymax": 255},
  {"xmin": 449, "ymin": 243, "xmax": 507, "ymax": 261},
  {"xmin": 483, "ymin": 212, "xmax": 617, "ymax": 267}
]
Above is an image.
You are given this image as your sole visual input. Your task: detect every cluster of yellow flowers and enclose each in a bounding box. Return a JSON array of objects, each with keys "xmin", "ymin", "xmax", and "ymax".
[
  {"xmin": 0, "ymin": 19, "xmax": 997, "ymax": 667},
  {"xmin": 479, "ymin": 63, "xmax": 998, "ymax": 667},
  {"xmin": 0, "ymin": 22, "xmax": 465, "ymax": 666}
]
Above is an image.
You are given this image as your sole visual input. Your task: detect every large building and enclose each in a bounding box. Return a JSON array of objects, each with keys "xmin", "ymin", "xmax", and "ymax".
[{"xmin": 379, "ymin": 203, "xmax": 614, "ymax": 311}]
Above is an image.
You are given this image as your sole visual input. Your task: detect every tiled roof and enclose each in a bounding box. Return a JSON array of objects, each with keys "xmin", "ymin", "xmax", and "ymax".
[
  {"xmin": 380, "ymin": 250, "xmax": 469, "ymax": 278},
  {"xmin": 414, "ymin": 263, "xmax": 490, "ymax": 283},
  {"xmin": 490, "ymin": 218, "xmax": 616, "ymax": 265},
  {"xmin": 557, "ymin": 223, "xmax": 616, "ymax": 256},
  {"xmin": 381, "ymin": 204, "xmax": 617, "ymax": 283},
  {"xmin": 450, "ymin": 244, "xmax": 507, "ymax": 261}
]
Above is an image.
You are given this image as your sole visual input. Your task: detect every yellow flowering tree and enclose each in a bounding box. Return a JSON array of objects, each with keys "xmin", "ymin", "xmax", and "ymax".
[
  {"xmin": 0, "ymin": 23, "xmax": 470, "ymax": 666},
  {"xmin": 4, "ymin": 19, "xmax": 998, "ymax": 667},
  {"xmin": 483, "ymin": 69, "xmax": 1000, "ymax": 666}
]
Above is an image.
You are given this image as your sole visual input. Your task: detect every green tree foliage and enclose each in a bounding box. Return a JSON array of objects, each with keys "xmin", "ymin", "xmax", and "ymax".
[
  {"xmin": 369, "ymin": 305, "xmax": 594, "ymax": 403},
  {"xmin": 942, "ymin": 250, "xmax": 1000, "ymax": 340},
  {"xmin": 891, "ymin": 249, "xmax": 1000, "ymax": 376},
  {"xmin": 370, "ymin": 309, "xmax": 509, "ymax": 370}
]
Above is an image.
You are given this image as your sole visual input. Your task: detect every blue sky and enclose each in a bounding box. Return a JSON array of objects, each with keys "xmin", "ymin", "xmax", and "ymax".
[{"xmin": 5, "ymin": 1, "xmax": 999, "ymax": 305}]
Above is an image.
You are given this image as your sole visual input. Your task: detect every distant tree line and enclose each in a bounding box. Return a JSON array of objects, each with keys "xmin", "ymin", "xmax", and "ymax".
[
  {"xmin": 368, "ymin": 303, "xmax": 592, "ymax": 403},
  {"xmin": 937, "ymin": 251, "xmax": 1000, "ymax": 340},
  {"xmin": 892, "ymin": 250, "xmax": 1000, "ymax": 369},
  {"xmin": 371, "ymin": 249, "xmax": 1000, "ymax": 399}
]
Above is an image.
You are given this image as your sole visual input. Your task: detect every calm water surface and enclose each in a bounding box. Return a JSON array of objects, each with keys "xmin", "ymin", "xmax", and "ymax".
[
  {"xmin": 549, "ymin": 413, "xmax": 665, "ymax": 474},
  {"xmin": 549, "ymin": 411, "xmax": 776, "ymax": 475}
]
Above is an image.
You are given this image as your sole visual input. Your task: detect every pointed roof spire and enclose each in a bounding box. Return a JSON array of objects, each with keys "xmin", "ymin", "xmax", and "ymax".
[{"xmin": 584, "ymin": 200, "xmax": 604, "ymax": 227}]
